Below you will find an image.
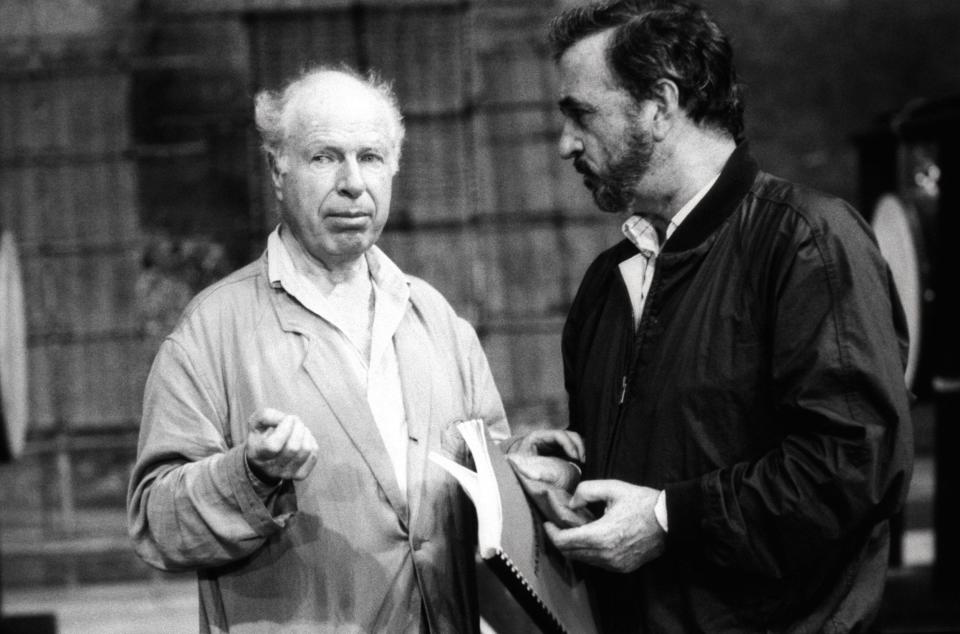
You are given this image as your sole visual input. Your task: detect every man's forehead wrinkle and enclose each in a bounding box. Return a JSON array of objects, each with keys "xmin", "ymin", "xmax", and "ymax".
[
  {"xmin": 296, "ymin": 114, "xmax": 392, "ymax": 142},
  {"xmin": 296, "ymin": 129, "xmax": 392, "ymax": 154},
  {"xmin": 286, "ymin": 102, "xmax": 394, "ymax": 155}
]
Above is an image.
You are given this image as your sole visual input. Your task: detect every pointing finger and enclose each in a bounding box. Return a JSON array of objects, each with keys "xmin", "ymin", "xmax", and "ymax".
[{"xmin": 261, "ymin": 414, "xmax": 297, "ymax": 453}]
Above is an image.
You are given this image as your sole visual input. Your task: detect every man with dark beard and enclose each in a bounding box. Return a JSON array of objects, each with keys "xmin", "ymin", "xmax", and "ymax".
[{"xmin": 543, "ymin": 1, "xmax": 914, "ymax": 632}]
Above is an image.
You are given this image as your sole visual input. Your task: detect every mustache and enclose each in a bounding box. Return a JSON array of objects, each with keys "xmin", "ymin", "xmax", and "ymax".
[{"xmin": 573, "ymin": 157, "xmax": 595, "ymax": 178}]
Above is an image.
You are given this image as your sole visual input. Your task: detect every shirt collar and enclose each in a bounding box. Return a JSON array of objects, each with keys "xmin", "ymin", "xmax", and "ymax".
[
  {"xmin": 621, "ymin": 173, "xmax": 720, "ymax": 255},
  {"xmin": 266, "ymin": 225, "xmax": 410, "ymax": 317}
]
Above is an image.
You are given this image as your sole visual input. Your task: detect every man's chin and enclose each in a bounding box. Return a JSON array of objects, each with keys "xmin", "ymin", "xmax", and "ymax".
[{"xmin": 590, "ymin": 188, "xmax": 628, "ymax": 214}]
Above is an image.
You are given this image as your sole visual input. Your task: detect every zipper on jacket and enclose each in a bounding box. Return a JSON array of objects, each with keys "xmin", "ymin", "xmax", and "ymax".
[{"xmin": 603, "ymin": 267, "xmax": 661, "ymax": 477}]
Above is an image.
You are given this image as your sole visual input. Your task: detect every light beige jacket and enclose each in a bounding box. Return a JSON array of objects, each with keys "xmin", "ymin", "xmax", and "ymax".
[{"xmin": 127, "ymin": 249, "xmax": 508, "ymax": 633}]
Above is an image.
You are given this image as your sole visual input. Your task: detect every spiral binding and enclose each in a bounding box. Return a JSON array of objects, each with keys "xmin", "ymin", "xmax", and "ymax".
[{"xmin": 491, "ymin": 550, "xmax": 567, "ymax": 634}]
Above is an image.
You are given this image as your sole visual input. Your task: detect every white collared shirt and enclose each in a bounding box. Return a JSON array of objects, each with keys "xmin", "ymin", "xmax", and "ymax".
[
  {"xmin": 618, "ymin": 175, "xmax": 719, "ymax": 329},
  {"xmin": 267, "ymin": 228, "xmax": 411, "ymax": 498}
]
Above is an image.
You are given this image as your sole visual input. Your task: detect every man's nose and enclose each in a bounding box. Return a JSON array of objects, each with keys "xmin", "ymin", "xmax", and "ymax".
[
  {"xmin": 558, "ymin": 121, "xmax": 583, "ymax": 160},
  {"xmin": 336, "ymin": 157, "xmax": 365, "ymax": 199}
]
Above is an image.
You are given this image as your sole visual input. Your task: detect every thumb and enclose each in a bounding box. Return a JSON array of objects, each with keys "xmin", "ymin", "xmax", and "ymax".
[
  {"xmin": 248, "ymin": 407, "xmax": 287, "ymax": 431},
  {"xmin": 508, "ymin": 455, "xmax": 581, "ymax": 492},
  {"xmin": 505, "ymin": 454, "xmax": 543, "ymax": 481}
]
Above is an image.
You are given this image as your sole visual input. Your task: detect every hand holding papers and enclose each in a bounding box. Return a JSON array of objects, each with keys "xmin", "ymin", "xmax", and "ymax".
[
  {"xmin": 507, "ymin": 454, "xmax": 596, "ymax": 529},
  {"xmin": 430, "ymin": 420, "xmax": 598, "ymax": 634}
]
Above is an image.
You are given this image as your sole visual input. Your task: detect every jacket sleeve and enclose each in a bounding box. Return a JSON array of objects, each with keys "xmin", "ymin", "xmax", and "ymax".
[
  {"xmin": 666, "ymin": 204, "xmax": 914, "ymax": 579},
  {"xmin": 455, "ymin": 315, "xmax": 510, "ymax": 443},
  {"xmin": 410, "ymin": 275, "xmax": 510, "ymax": 442},
  {"xmin": 127, "ymin": 337, "xmax": 296, "ymax": 572}
]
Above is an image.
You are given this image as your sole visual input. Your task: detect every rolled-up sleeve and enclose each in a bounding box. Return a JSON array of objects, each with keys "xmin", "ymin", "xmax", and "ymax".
[{"xmin": 127, "ymin": 337, "xmax": 296, "ymax": 572}]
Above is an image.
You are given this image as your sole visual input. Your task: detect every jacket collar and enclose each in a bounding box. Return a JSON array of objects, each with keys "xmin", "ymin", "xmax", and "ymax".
[{"xmin": 662, "ymin": 141, "xmax": 759, "ymax": 253}]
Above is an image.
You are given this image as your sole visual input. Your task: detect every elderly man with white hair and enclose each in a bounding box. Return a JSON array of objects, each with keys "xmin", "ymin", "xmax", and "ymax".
[{"xmin": 127, "ymin": 65, "xmax": 510, "ymax": 633}]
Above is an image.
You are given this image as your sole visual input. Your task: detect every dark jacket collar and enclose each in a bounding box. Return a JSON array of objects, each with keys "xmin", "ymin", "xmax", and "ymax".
[{"xmin": 662, "ymin": 141, "xmax": 759, "ymax": 253}]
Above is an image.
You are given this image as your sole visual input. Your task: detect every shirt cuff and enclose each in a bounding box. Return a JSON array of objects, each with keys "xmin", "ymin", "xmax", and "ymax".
[
  {"xmin": 243, "ymin": 452, "xmax": 283, "ymax": 498},
  {"xmin": 654, "ymin": 488, "xmax": 669, "ymax": 532},
  {"xmin": 224, "ymin": 447, "xmax": 296, "ymax": 535}
]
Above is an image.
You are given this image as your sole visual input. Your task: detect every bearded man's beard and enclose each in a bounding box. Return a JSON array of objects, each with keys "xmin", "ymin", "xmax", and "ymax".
[{"xmin": 577, "ymin": 127, "xmax": 654, "ymax": 214}]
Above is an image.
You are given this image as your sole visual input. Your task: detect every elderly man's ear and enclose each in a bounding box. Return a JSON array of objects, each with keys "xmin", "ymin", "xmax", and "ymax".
[{"xmin": 268, "ymin": 153, "xmax": 286, "ymax": 195}]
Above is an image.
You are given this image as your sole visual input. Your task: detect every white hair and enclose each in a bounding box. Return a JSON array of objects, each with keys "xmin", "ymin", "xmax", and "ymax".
[{"xmin": 253, "ymin": 64, "xmax": 406, "ymax": 171}]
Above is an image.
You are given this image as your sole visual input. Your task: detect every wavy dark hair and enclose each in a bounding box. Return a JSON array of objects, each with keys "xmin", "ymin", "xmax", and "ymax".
[{"xmin": 549, "ymin": 0, "xmax": 745, "ymax": 140}]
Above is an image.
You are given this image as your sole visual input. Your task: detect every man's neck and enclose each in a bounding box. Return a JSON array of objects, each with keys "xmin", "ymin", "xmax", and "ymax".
[
  {"xmin": 279, "ymin": 227, "xmax": 368, "ymax": 291},
  {"xmin": 631, "ymin": 130, "xmax": 736, "ymax": 223}
]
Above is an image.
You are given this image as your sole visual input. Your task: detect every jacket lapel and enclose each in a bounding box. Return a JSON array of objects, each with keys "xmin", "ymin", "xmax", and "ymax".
[{"xmin": 273, "ymin": 291, "xmax": 408, "ymax": 521}]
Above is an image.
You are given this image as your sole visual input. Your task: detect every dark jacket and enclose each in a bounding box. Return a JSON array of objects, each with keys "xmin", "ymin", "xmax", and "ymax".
[{"xmin": 562, "ymin": 144, "xmax": 913, "ymax": 633}]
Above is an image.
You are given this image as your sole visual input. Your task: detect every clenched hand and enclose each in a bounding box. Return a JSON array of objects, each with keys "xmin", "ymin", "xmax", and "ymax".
[{"xmin": 245, "ymin": 407, "xmax": 319, "ymax": 482}]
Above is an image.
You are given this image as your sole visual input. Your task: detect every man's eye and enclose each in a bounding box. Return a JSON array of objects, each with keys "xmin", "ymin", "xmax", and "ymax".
[
  {"xmin": 360, "ymin": 153, "xmax": 384, "ymax": 164},
  {"xmin": 312, "ymin": 154, "xmax": 335, "ymax": 163}
]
